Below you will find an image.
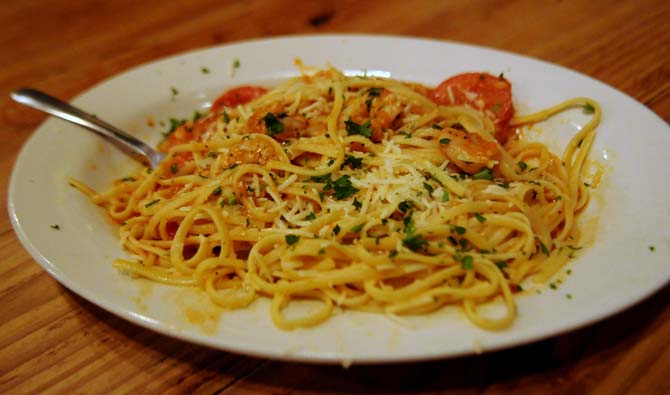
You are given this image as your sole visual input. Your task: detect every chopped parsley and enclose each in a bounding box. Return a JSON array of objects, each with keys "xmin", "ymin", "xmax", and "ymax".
[
  {"xmin": 170, "ymin": 86, "xmax": 179, "ymax": 97},
  {"xmin": 231, "ymin": 58, "xmax": 241, "ymax": 76},
  {"xmin": 539, "ymin": 241, "xmax": 551, "ymax": 256},
  {"xmin": 583, "ymin": 103, "xmax": 595, "ymax": 114},
  {"xmin": 397, "ymin": 200, "xmax": 414, "ymax": 213},
  {"xmin": 367, "ymin": 87, "xmax": 381, "ymax": 97},
  {"xmin": 333, "ymin": 224, "xmax": 341, "ymax": 235},
  {"xmin": 352, "ymin": 198, "xmax": 362, "ymax": 210},
  {"xmin": 472, "ymin": 168, "xmax": 494, "ymax": 181},
  {"xmin": 164, "ymin": 117, "xmax": 186, "ymax": 136},
  {"xmin": 305, "ymin": 212, "xmax": 317, "ymax": 221},
  {"xmin": 494, "ymin": 261, "xmax": 508, "ymax": 269},
  {"xmin": 121, "ymin": 176, "xmax": 136, "ymax": 182},
  {"xmin": 431, "ymin": 124, "xmax": 443, "ymax": 130},
  {"xmin": 461, "ymin": 255, "xmax": 474, "ymax": 270},
  {"xmin": 474, "ymin": 213, "xmax": 486, "ymax": 223},
  {"xmin": 441, "ymin": 191, "xmax": 450, "ymax": 202},
  {"xmin": 201, "ymin": 66, "xmax": 210, "ymax": 74},
  {"xmin": 439, "ymin": 137, "xmax": 451, "ymax": 145},
  {"xmin": 517, "ymin": 161, "xmax": 528, "ymax": 171},
  {"xmin": 145, "ymin": 199, "xmax": 160, "ymax": 208},
  {"xmin": 345, "ymin": 119, "xmax": 373, "ymax": 138},
  {"xmin": 309, "ymin": 174, "xmax": 331, "ymax": 183},
  {"xmin": 490, "ymin": 103, "xmax": 501, "ymax": 113},
  {"xmin": 222, "ymin": 111, "xmax": 230, "ymax": 123},
  {"xmin": 50, "ymin": 224, "xmax": 60, "ymax": 230},
  {"xmin": 402, "ymin": 232, "xmax": 429, "ymax": 252},
  {"xmin": 351, "ymin": 223, "xmax": 364, "ymax": 233},
  {"xmin": 342, "ymin": 154, "xmax": 363, "ymax": 169},
  {"xmin": 649, "ymin": 245, "xmax": 656, "ymax": 252},
  {"xmin": 285, "ymin": 235, "xmax": 300, "ymax": 245},
  {"xmin": 403, "ymin": 217, "xmax": 415, "ymax": 234},
  {"xmin": 170, "ymin": 164, "xmax": 178, "ymax": 174},
  {"xmin": 423, "ymin": 182, "xmax": 434, "ymax": 194},
  {"xmin": 263, "ymin": 113, "xmax": 285, "ymax": 135},
  {"xmin": 212, "ymin": 186, "xmax": 222, "ymax": 196},
  {"xmin": 451, "ymin": 225, "xmax": 466, "ymax": 235},
  {"xmin": 323, "ymin": 175, "xmax": 359, "ymax": 199}
]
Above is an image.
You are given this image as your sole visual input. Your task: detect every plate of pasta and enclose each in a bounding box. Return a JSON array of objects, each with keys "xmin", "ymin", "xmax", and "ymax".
[{"xmin": 9, "ymin": 35, "xmax": 670, "ymax": 363}]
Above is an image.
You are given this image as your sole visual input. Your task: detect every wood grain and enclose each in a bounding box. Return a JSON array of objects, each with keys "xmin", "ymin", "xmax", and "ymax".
[{"xmin": 1, "ymin": 0, "xmax": 669, "ymax": 394}]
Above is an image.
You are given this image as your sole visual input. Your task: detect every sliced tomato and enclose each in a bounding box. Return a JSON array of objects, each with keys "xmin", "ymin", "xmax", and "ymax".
[
  {"xmin": 430, "ymin": 73, "xmax": 514, "ymax": 143},
  {"xmin": 211, "ymin": 86, "xmax": 268, "ymax": 112}
]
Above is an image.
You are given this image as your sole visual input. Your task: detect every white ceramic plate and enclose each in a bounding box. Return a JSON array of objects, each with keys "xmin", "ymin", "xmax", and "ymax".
[{"xmin": 9, "ymin": 35, "xmax": 670, "ymax": 364}]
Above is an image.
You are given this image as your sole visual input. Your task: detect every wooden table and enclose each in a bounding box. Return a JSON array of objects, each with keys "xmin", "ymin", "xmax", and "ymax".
[{"xmin": 2, "ymin": 1, "xmax": 669, "ymax": 393}]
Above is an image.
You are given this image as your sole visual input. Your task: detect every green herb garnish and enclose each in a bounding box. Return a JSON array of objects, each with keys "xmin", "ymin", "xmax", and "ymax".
[
  {"xmin": 461, "ymin": 255, "xmax": 474, "ymax": 270},
  {"xmin": 451, "ymin": 225, "xmax": 466, "ymax": 235},
  {"xmin": 539, "ymin": 241, "xmax": 551, "ymax": 256},
  {"xmin": 342, "ymin": 154, "xmax": 363, "ymax": 169},
  {"xmin": 472, "ymin": 168, "xmax": 494, "ymax": 181},
  {"xmin": 403, "ymin": 233, "xmax": 429, "ymax": 252},
  {"xmin": 345, "ymin": 119, "xmax": 372, "ymax": 138},
  {"xmin": 441, "ymin": 191, "xmax": 450, "ymax": 202},
  {"xmin": 285, "ymin": 235, "xmax": 300, "ymax": 245},
  {"xmin": 397, "ymin": 200, "xmax": 414, "ymax": 213},
  {"xmin": 351, "ymin": 223, "xmax": 364, "ymax": 233},
  {"xmin": 323, "ymin": 175, "xmax": 359, "ymax": 199},
  {"xmin": 263, "ymin": 113, "xmax": 285, "ymax": 135},
  {"xmin": 145, "ymin": 199, "xmax": 160, "ymax": 208},
  {"xmin": 367, "ymin": 87, "xmax": 381, "ymax": 97}
]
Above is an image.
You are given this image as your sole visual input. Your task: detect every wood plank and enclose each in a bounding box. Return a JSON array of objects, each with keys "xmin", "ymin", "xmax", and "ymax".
[{"xmin": 0, "ymin": 0, "xmax": 668, "ymax": 393}]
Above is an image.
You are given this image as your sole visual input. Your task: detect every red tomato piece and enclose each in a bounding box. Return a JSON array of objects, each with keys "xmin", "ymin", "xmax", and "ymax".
[
  {"xmin": 430, "ymin": 73, "xmax": 515, "ymax": 143},
  {"xmin": 211, "ymin": 86, "xmax": 268, "ymax": 112}
]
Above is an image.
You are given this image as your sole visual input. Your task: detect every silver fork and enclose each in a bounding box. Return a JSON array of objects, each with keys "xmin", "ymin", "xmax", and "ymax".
[{"xmin": 11, "ymin": 88, "xmax": 166, "ymax": 169}]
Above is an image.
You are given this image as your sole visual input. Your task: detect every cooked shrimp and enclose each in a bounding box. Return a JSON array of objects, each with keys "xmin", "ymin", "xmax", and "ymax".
[
  {"xmin": 438, "ymin": 127, "xmax": 499, "ymax": 174},
  {"xmin": 369, "ymin": 89, "xmax": 403, "ymax": 142},
  {"xmin": 346, "ymin": 88, "xmax": 403, "ymax": 142},
  {"xmin": 221, "ymin": 137, "xmax": 278, "ymax": 168}
]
